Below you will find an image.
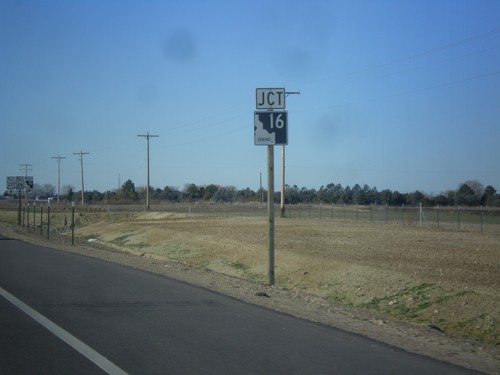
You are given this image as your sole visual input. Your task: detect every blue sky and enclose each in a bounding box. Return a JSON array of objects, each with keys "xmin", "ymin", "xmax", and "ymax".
[{"xmin": 1, "ymin": 0, "xmax": 499, "ymax": 195}]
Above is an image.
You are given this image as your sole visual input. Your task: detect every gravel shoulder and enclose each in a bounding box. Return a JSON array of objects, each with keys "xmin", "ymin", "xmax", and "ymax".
[{"xmin": 0, "ymin": 220, "xmax": 498, "ymax": 374}]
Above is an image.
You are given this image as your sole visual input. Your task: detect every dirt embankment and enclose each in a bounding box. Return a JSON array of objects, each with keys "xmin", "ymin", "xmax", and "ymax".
[{"xmin": 0, "ymin": 211, "xmax": 499, "ymax": 374}]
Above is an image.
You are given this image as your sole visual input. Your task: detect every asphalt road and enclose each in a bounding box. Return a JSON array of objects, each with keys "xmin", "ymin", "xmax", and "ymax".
[{"xmin": 0, "ymin": 235, "xmax": 482, "ymax": 374}]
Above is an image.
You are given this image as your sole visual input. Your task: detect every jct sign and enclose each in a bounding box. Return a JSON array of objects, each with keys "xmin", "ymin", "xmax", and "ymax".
[
  {"xmin": 254, "ymin": 111, "xmax": 288, "ymax": 145},
  {"xmin": 256, "ymin": 88, "xmax": 285, "ymax": 110}
]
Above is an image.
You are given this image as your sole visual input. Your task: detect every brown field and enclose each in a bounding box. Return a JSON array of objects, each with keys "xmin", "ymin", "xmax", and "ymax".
[{"xmin": 16, "ymin": 206, "xmax": 495, "ymax": 345}]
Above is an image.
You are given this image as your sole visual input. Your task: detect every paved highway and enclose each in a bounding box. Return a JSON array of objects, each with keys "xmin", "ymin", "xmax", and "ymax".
[{"xmin": 0, "ymin": 235, "xmax": 482, "ymax": 374}]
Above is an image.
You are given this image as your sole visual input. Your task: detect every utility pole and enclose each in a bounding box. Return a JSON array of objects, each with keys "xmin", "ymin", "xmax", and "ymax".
[
  {"xmin": 137, "ymin": 132, "xmax": 159, "ymax": 210},
  {"xmin": 73, "ymin": 150, "xmax": 89, "ymax": 205},
  {"xmin": 52, "ymin": 155, "xmax": 66, "ymax": 206},
  {"xmin": 281, "ymin": 90, "xmax": 300, "ymax": 217},
  {"xmin": 20, "ymin": 163, "xmax": 32, "ymax": 204}
]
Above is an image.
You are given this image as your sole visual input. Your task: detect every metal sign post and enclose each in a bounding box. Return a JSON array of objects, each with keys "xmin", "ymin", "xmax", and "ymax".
[
  {"xmin": 267, "ymin": 145, "xmax": 275, "ymax": 285},
  {"xmin": 254, "ymin": 88, "xmax": 290, "ymax": 286}
]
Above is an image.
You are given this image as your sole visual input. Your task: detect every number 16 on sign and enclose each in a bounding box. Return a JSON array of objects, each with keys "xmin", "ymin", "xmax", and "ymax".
[
  {"xmin": 270, "ymin": 112, "xmax": 285, "ymax": 129},
  {"xmin": 254, "ymin": 111, "xmax": 288, "ymax": 146}
]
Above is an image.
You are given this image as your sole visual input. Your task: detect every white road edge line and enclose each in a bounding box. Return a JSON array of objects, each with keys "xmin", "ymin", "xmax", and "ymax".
[{"xmin": 0, "ymin": 286, "xmax": 128, "ymax": 375}]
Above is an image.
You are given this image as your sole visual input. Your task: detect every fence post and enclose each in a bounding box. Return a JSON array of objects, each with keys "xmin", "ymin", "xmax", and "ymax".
[
  {"xmin": 33, "ymin": 203, "xmax": 36, "ymax": 232},
  {"xmin": 71, "ymin": 202, "xmax": 75, "ymax": 245},
  {"xmin": 40, "ymin": 205, "xmax": 43, "ymax": 235},
  {"xmin": 47, "ymin": 201, "xmax": 51, "ymax": 240},
  {"xmin": 27, "ymin": 204, "xmax": 30, "ymax": 231}
]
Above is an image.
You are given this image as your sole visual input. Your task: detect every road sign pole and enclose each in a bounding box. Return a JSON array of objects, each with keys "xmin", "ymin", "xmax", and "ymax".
[
  {"xmin": 280, "ymin": 145, "xmax": 285, "ymax": 217},
  {"xmin": 255, "ymin": 87, "xmax": 298, "ymax": 286},
  {"xmin": 267, "ymin": 145, "xmax": 275, "ymax": 286}
]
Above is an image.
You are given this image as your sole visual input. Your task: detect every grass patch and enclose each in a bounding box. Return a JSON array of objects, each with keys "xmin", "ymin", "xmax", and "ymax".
[
  {"xmin": 165, "ymin": 243, "xmax": 191, "ymax": 258},
  {"xmin": 359, "ymin": 284, "xmax": 498, "ymax": 343},
  {"xmin": 230, "ymin": 261, "xmax": 250, "ymax": 272},
  {"xmin": 110, "ymin": 234, "xmax": 132, "ymax": 246},
  {"xmin": 362, "ymin": 283, "xmax": 436, "ymax": 311},
  {"xmin": 130, "ymin": 242, "xmax": 149, "ymax": 249},
  {"xmin": 453, "ymin": 314, "xmax": 498, "ymax": 343},
  {"xmin": 434, "ymin": 290, "xmax": 475, "ymax": 304},
  {"xmin": 360, "ymin": 283, "xmax": 441, "ymax": 321},
  {"xmin": 326, "ymin": 291, "xmax": 352, "ymax": 305}
]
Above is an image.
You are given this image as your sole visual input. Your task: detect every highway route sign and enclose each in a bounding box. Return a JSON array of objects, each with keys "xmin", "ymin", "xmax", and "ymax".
[
  {"xmin": 6, "ymin": 176, "xmax": 33, "ymax": 191},
  {"xmin": 254, "ymin": 111, "xmax": 288, "ymax": 145},
  {"xmin": 256, "ymin": 88, "xmax": 285, "ymax": 110}
]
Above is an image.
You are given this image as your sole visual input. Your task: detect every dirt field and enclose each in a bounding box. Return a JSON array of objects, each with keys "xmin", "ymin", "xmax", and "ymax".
[{"xmin": 1, "ymin": 207, "xmax": 499, "ymax": 373}]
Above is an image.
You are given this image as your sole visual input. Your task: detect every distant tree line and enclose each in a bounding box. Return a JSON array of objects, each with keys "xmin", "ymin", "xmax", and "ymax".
[{"xmin": 3, "ymin": 179, "xmax": 499, "ymax": 207}]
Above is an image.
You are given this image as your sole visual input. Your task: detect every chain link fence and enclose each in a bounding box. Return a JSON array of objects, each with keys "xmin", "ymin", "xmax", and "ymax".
[{"xmin": 3, "ymin": 200, "xmax": 499, "ymax": 234}]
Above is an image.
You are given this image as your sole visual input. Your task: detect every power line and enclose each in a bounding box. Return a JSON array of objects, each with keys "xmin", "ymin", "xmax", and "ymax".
[
  {"xmin": 296, "ymin": 68, "xmax": 500, "ymax": 114},
  {"xmin": 296, "ymin": 26, "xmax": 500, "ymax": 89}
]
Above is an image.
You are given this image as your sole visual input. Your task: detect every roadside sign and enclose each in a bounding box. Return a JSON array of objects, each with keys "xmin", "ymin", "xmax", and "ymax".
[
  {"xmin": 254, "ymin": 111, "xmax": 288, "ymax": 145},
  {"xmin": 256, "ymin": 88, "xmax": 285, "ymax": 110},
  {"xmin": 6, "ymin": 176, "xmax": 33, "ymax": 191}
]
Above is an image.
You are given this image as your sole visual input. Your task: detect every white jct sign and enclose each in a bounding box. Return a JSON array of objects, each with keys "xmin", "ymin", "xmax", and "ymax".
[{"xmin": 256, "ymin": 88, "xmax": 285, "ymax": 110}]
